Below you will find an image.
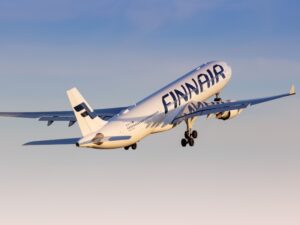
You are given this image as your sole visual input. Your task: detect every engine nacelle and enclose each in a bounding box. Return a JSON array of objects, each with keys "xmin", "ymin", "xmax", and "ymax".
[{"xmin": 216, "ymin": 109, "xmax": 242, "ymax": 121}]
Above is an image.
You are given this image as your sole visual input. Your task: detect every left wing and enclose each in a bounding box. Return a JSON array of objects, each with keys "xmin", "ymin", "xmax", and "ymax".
[
  {"xmin": 173, "ymin": 85, "xmax": 296, "ymax": 124},
  {"xmin": 0, "ymin": 107, "xmax": 128, "ymax": 127}
]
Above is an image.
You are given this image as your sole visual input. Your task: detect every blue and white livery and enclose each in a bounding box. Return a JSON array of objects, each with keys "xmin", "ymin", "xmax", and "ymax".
[{"xmin": 0, "ymin": 61, "xmax": 296, "ymax": 149}]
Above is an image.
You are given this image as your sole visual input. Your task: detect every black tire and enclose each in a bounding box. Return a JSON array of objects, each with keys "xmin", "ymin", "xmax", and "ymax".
[
  {"xmin": 184, "ymin": 131, "xmax": 190, "ymax": 139},
  {"xmin": 188, "ymin": 138, "xmax": 195, "ymax": 147},
  {"xmin": 124, "ymin": 146, "xmax": 129, "ymax": 150},
  {"xmin": 191, "ymin": 130, "xmax": 198, "ymax": 139},
  {"xmin": 181, "ymin": 138, "xmax": 187, "ymax": 147},
  {"xmin": 132, "ymin": 143, "xmax": 137, "ymax": 150}
]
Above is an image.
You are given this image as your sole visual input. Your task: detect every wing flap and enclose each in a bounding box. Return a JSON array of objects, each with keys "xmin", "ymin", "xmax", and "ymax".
[{"xmin": 38, "ymin": 116, "xmax": 75, "ymax": 122}]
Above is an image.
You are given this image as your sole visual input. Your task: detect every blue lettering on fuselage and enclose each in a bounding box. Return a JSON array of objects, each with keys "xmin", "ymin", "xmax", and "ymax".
[{"xmin": 162, "ymin": 64, "xmax": 226, "ymax": 114}]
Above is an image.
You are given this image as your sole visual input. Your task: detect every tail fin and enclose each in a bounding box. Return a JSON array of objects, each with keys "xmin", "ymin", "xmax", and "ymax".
[{"xmin": 67, "ymin": 88, "xmax": 106, "ymax": 136}]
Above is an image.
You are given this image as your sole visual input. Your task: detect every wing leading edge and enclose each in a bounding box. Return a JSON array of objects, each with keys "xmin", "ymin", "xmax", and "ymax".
[
  {"xmin": 24, "ymin": 138, "xmax": 80, "ymax": 146},
  {"xmin": 173, "ymin": 85, "xmax": 296, "ymax": 124}
]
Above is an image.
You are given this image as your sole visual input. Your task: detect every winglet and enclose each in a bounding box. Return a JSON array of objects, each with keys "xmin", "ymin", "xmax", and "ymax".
[{"xmin": 290, "ymin": 84, "xmax": 296, "ymax": 95}]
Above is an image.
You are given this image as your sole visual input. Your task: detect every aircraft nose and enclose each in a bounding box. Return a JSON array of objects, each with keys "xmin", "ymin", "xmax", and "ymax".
[{"xmin": 226, "ymin": 64, "xmax": 232, "ymax": 76}]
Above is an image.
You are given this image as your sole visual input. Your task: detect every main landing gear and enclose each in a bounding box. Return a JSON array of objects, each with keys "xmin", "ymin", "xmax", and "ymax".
[
  {"xmin": 181, "ymin": 130, "xmax": 198, "ymax": 147},
  {"xmin": 181, "ymin": 117, "xmax": 198, "ymax": 148},
  {"xmin": 124, "ymin": 143, "xmax": 137, "ymax": 150}
]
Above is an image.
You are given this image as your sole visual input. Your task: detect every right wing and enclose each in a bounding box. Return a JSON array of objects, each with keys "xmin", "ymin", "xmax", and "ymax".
[
  {"xmin": 173, "ymin": 85, "xmax": 296, "ymax": 124},
  {"xmin": 0, "ymin": 107, "xmax": 129, "ymax": 127}
]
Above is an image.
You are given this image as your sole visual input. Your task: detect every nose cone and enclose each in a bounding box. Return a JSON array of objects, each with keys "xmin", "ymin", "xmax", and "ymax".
[
  {"xmin": 207, "ymin": 61, "xmax": 232, "ymax": 76},
  {"xmin": 227, "ymin": 64, "xmax": 232, "ymax": 77}
]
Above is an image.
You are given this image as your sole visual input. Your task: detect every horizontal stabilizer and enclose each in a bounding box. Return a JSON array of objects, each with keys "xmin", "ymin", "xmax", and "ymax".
[{"xmin": 24, "ymin": 138, "xmax": 80, "ymax": 146}]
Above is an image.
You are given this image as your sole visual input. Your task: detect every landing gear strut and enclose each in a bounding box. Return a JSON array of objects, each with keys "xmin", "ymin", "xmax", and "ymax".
[
  {"xmin": 124, "ymin": 143, "xmax": 137, "ymax": 150},
  {"xmin": 181, "ymin": 117, "xmax": 198, "ymax": 148}
]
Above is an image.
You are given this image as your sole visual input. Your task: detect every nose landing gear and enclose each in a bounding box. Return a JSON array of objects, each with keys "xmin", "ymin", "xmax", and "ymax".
[{"xmin": 214, "ymin": 93, "xmax": 222, "ymax": 102}]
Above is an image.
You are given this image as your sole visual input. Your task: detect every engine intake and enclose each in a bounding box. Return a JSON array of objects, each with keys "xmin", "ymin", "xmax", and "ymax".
[{"xmin": 216, "ymin": 109, "xmax": 241, "ymax": 120}]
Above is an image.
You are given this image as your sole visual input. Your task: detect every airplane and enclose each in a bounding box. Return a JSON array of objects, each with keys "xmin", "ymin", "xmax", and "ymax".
[{"xmin": 0, "ymin": 61, "xmax": 296, "ymax": 150}]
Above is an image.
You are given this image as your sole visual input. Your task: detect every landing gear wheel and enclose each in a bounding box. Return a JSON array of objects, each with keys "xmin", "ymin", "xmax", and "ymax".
[
  {"xmin": 124, "ymin": 146, "xmax": 129, "ymax": 150},
  {"xmin": 131, "ymin": 143, "xmax": 137, "ymax": 150},
  {"xmin": 181, "ymin": 139, "xmax": 187, "ymax": 147},
  {"xmin": 191, "ymin": 130, "xmax": 198, "ymax": 139},
  {"xmin": 182, "ymin": 118, "xmax": 198, "ymax": 148},
  {"xmin": 184, "ymin": 131, "xmax": 190, "ymax": 139},
  {"xmin": 188, "ymin": 138, "xmax": 195, "ymax": 147}
]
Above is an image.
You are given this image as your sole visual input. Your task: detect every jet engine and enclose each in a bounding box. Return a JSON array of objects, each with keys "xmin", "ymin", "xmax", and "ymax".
[
  {"xmin": 216, "ymin": 109, "xmax": 242, "ymax": 120},
  {"xmin": 92, "ymin": 133, "xmax": 104, "ymax": 145}
]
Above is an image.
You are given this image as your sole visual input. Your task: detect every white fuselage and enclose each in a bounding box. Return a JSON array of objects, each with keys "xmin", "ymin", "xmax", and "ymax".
[{"xmin": 79, "ymin": 61, "xmax": 232, "ymax": 149}]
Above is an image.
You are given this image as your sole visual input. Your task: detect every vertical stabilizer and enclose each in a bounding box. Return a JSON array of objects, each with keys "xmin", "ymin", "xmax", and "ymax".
[{"xmin": 67, "ymin": 88, "xmax": 106, "ymax": 136}]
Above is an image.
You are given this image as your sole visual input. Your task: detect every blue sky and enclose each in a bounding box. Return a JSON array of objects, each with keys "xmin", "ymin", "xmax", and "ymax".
[
  {"xmin": 1, "ymin": 0, "xmax": 299, "ymax": 51},
  {"xmin": 0, "ymin": 1, "xmax": 299, "ymax": 225}
]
